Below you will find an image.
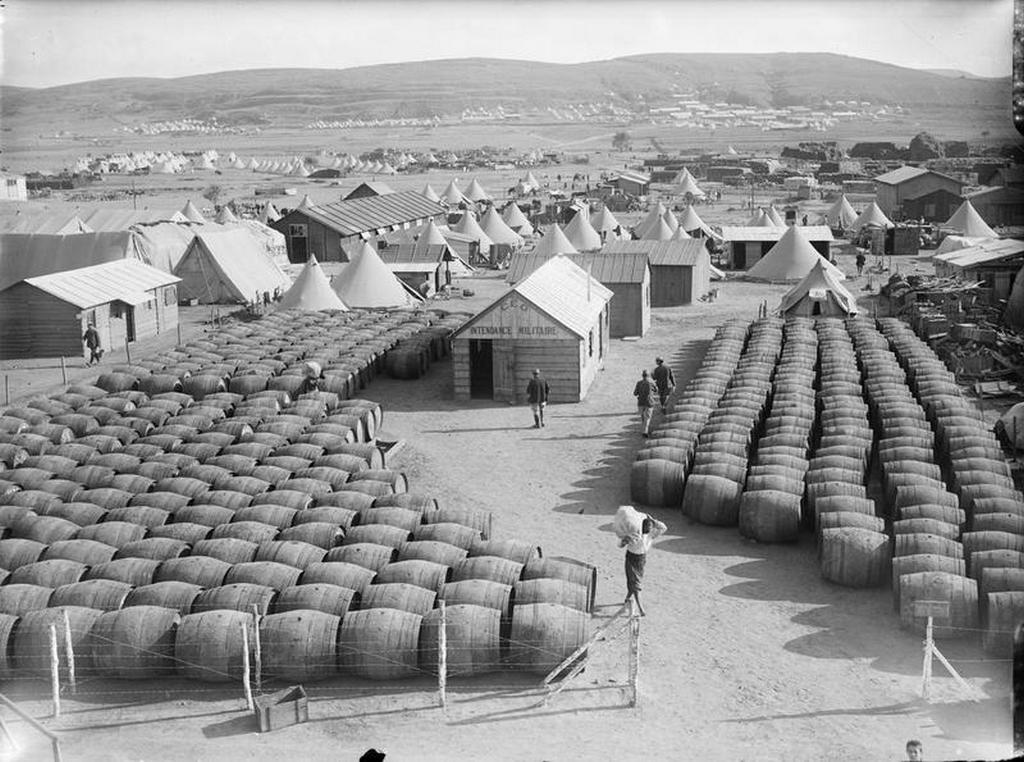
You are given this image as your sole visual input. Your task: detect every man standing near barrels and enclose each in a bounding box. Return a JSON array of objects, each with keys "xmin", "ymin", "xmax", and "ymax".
[
  {"xmin": 651, "ymin": 356, "xmax": 675, "ymax": 412},
  {"xmin": 633, "ymin": 369, "xmax": 658, "ymax": 437},
  {"xmin": 526, "ymin": 368, "xmax": 549, "ymax": 428}
]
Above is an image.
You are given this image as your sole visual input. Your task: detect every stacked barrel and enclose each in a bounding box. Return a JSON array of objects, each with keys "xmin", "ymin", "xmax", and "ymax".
[
  {"xmin": 630, "ymin": 320, "xmax": 748, "ymax": 508},
  {"xmin": 878, "ymin": 318, "xmax": 1024, "ymax": 653},
  {"xmin": 0, "ymin": 313, "xmax": 594, "ymax": 685},
  {"xmin": 683, "ymin": 318, "xmax": 784, "ymax": 525},
  {"xmin": 845, "ymin": 316, "xmax": 978, "ymax": 640},
  {"xmin": 813, "ymin": 318, "xmax": 888, "ymax": 586},
  {"xmin": 739, "ymin": 317, "xmax": 817, "ymax": 543}
]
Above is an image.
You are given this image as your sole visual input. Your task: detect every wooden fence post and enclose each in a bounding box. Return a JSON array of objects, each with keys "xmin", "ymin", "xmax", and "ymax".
[
  {"xmin": 438, "ymin": 600, "xmax": 447, "ymax": 711},
  {"xmin": 48, "ymin": 625, "xmax": 61, "ymax": 718},
  {"xmin": 61, "ymin": 609, "xmax": 76, "ymax": 694},
  {"xmin": 251, "ymin": 604, "xmax": 262, "ymax": 693},
  {"xmin": 240, "ymin": 623, "xmax": 254, "ymax": 712}
]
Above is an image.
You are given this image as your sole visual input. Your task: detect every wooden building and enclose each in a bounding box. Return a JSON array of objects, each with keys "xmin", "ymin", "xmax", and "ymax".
[
  {"xmin": 613, "ymin": 171, "xmax": 651, "ymax": 197},
  {"xmin": 601, "ymin": 239, "xmax": 710, "ymax": 306},
  {"xmin": 0, "ymin": 260, "xmax": 179, "ymax": 360},
  {"xmin": 900, "ymin": 188, "xmax": 963, "ymax": 223},
  {"xmin": 451, "ymin": 255, "xmax": 612, "ymax": 403},
  {"xmin": 873, "ymin": 166, "xmax": 965, "ymax": 219},
  {"xmin": 966, "ymin": 187, "xmax": 1024, "ymax": 227},
  {"xmin": 506, "ymin": 250, "xmax": 649, "ymax": 337},
  {"xmin": 377, "ymin": 242, "xmax": 472, "ymax": 296},
  {"xmin": 270, "ymin": 191, "xmax": 445, "ymax": 263},
  {"xmin": 0, "ymin": 174, "xmax": 28, "ymax": 201},
  {"xmin": 719, "ymin": 225, "xmax": 833, "ymax": 270},
  {"xmin": 933, "ymin": 239, "xmax": 1024, "ymax": 302}
]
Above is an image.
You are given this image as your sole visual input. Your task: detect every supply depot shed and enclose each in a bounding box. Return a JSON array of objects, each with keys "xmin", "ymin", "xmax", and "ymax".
[
  {"xmin": 601, "ymin": 239, "xmax": 710, "ymax": 306},
  {"xmin": 0, "ymin": 259, "xmax": 180, "ymax": 360},
  {"xmin": 451, "ymin": 255, "xmax": 612, "ymax": 403}
]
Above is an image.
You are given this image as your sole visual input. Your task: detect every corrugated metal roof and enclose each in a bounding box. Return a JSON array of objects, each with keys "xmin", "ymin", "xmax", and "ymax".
[
  {"xmin": 617, "ymin": 170, "xmax": 651, "ymax": 185},
  {"xmin": 508, "ymin": 250, "xmax": 649, "ymax": 284},
  {"xmin": 719, "ymin": 225, "xmax": 834, "ymax": 242},
  {"xmin": 939, "ymin": 239, "xmax": 1024, "ymax": 269},
  {"xmin": 24, "ymin": 259, "xmax": 179, "ymax": 309},
  {"xmin": 278, "ymin": 191, "xmax": 445, "ymax": 238},
  {"xmin": 378, "ymin": 244, "xmax": 451, "ymax": 265},
  {"xmin": 874, "ymin": 166, "xmax": 964, "ymax": 187},
  {"xmin": 601, "ymin": 239, "xmax": 708, "ymax": 266}
]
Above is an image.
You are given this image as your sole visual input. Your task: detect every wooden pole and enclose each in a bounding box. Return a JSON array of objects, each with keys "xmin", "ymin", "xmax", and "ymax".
[
  {"xmin": 124, "ymin": 337, "xmax": 132, "ymax": 364},
  {"xmin": 0, "ymin": 694, "xmax": 61, "ymax": 762},
  {"xmin": 61, "ymin": 609, "xmax": 76, "ymax": 694},
  {"xmin": 438, "ymin": 600, "xmax": 448, "ymax": 711},
  {"xmin": 240, "ymin": 623, "xmax": 254, "ymax": 712},
  {"xmin": 3, "ymin": 376, "xmax": 8, "ymax": 406},
  {"xmin": 628, "ymin": 598, "xmax": 640, "ymax": 708},
  {"xmin": 921, "ymin": 615, "xmax": 933, "ymax": 701},
  {"xmin": 251, "ymin": 604, "xmax": 262, "ymax": 693},
  {"xmin": 59, "ymin": 357, "xmax": 67, "ymax": 385},
  {"xmin": 176, "ymin": 320, "xmax": 183, "ymax": 347},
  {"xmin": 48, "ymin": 625, "xmax": 61, "ymax": 718}
]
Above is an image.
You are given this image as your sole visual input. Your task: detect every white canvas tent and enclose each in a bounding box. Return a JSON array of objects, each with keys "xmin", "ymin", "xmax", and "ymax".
[
  {"xmin": 174, "ymin": 228, "xmax": 290, "ymax": 304},
  {"xmin": 563, "ymin": 209, "xmax": 603, "ymax": 251},
  {"xmin": 533, "ymin": 224, "xmax": 578, "ymax": 257},
  {"xmin": 779, "ymin": 260, "xmax": 857, "ymax": 317},
  {"xmin": 677, "ymin": 206, "xmax": 719, "ymax": 239},
  {"xmin": 642, "ymin": 217, "xmax": 675, "ymax": 242},
  {"xmin": 942, "ymin": 199, "xmax": 998, "ymax": 238},
  {"xmin": 421, "ymin": 184, "xmax": 442, "ymax": 203},
  {"xmin": 479, "ymin": 207, "xmax": 524, "ymax": 247},
  {"xmin": 849, "ymin": 201, "xmax": 894, "ymax": 233},
  {"xmin": 215, "ymin": 206, "xmax": 239, "ymax": 225},
  {"xmin": 746, "ymin": 225, "xmax": 845, "ymax": 283},
  {"xmin": 825, "ymin": 195, "xmax": 858, "ymax": 230},
  {"xmin": 464, "ymin": 178, "xmax": 491, "ymax": 203},
  {"xmin": 181, "ymin": 200, "xmax": 206, "ymax": 223},
  {"xmin": 278, "ymin": 254, "xmax": 348, "ymax": 311},
  {"xmin": 590, "ymin": 206, "xmax": 623, "ymax": 240},
  {"xmin": 332, "ymin": 240, "xmax": 422, "ymax": 308},
  {"xmin": 441, "ymin": 180, "xmax": 469, "ymax": 207},
  {"xmin": 502, "ymin": 202, "xmax": 534, "ymax": 234}
]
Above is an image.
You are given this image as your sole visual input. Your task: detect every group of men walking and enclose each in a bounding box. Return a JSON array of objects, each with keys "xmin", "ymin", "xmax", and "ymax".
[{"xmin": 633, "ymin": 356, "xmax": 675, "ymax": 437}]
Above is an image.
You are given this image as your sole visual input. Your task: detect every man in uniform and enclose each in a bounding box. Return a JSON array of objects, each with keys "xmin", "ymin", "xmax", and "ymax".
[
  {"xmin": 526, "ymin": 368, "xmax": 549, "ymax": 428},
  {"xmin": 651, "ymin": 357, "xmax": 675, "ymax": 412}
]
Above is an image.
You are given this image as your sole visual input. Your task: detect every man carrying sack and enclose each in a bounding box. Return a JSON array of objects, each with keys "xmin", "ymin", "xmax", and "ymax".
[{"xmin": 614, "ymin": 505, "xmax": 666, "ymax": 617}]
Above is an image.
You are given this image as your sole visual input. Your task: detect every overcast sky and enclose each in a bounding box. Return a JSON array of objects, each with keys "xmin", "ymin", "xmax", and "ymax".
[{"xmin": 1, "ymin": 0, "xmax": 1014, "ymax": 88}]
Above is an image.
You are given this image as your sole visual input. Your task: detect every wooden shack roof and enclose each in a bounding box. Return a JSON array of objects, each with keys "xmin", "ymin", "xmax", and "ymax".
[
  {"xmin": 274, "ymin": 191, "xmax": 445, "ymax": 238},
  {"xmin": 874, "ymin": 166, "xmax": 964, "ymax": 187},
  {"xmin": 601, "ymin": 238, "xmax": 708, "ymax": 266},
  {"xmin": 507, "ymin": 250, "xmax": 649, "ymax": 284},
  {"xmin": 22, "ymin": 259, "xmax": 179, "ymax": 309},
  {"xmin": 720, "ymin": 225, "xmax": 834, "ymax": 242}
]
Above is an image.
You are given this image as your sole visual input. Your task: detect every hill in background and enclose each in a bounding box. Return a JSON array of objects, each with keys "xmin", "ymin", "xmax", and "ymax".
[{"xmin": 0, "ymin": 52, "xmax": 1011, "ymax": 131}]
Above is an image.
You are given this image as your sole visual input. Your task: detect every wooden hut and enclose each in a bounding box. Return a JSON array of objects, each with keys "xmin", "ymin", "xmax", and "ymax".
[
  {"xmin": 873, "ymin": 166, "xmax": 965, "ymax": 219},
  {"xmin": 719, "ymin": 225, "xmax": 833, "ymax": 270},
  {"xmin": 0, "ymin": 259, "xmax": 180, "ymax": 360},
  {"xmin": 601, "ymin": 239, "xmax": 710, "ymax": 306},
  {"xmin": 451, "ymin": 255, "xmax": 612, "ymax": 403}
]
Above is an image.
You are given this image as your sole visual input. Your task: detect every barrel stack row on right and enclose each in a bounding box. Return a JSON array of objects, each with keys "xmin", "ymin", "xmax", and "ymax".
[{"xmin": 631, "ymin": 315, "xmax": 1024, "ymax": 653}]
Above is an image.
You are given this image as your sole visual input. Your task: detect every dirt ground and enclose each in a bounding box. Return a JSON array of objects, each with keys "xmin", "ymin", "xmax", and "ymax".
[{"xmin": 1, "ymin": 263, "xmax": 1013, "ymax": 762}]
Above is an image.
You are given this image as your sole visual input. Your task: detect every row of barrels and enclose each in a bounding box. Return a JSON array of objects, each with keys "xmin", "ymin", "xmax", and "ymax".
[
  {"xmin": 875, "ymin": 317, "xmax": 1024, "ymax": 654},
  {"xmin": 630, "ymin": 320, "xmax": 749, "ymax": 507},
  {"xmin": 737, "ymin": 317, "xmax": 818, "ymax": 543},
  {"xmin": 682, "ymin": 318, "xmax": 785, "ymax": 524},
  {"xmin": 813, "ymin": 319, "xmax": 884, "ymax": 587},
  {"xmin": 0, "ymin": 598, "xmax": 589, "ymax": 684}
]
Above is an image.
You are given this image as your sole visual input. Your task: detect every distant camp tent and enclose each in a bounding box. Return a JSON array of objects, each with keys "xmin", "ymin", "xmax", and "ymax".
[
  {"xmin": 642, "ymin": 217, "xmax": 675, "ymax": 242},
  {"xmin": 414, "ymin": 218, "xmax": 452, "ymax": 253},
  {"xmin": 215, "ymin": 206, "xmax": 239, "ymax": 225},
  {"xmin": 591, "ymin": 206, "xmax": 623, "ymax": 241},
  {"xmin": 181, "ymin": 200, "xmax": 206, "ymax": 223},
  {"xmin": 726, "ymin": 146, "xmax": 739, "ymax": 156},
  {"xmin": 849, "ymin": 201, "xmax": 894, "ymax": 233},
  {"xmin": 291, "ymin": 163, "xmax": 310, "ymax": 178},
  {"xmin": 441, "ymin": 180, "xmax": 470, "ymax": 207},
  {"xmin": 563, "ymin": 209, "xmax": 603, "ymax": 251},
  {"xmin": 4, "ymin": 213, "xmax": 92, "ymax": 235},
  {"xmin": 332, "ymin": 240, "xmax": 421, "ymax": 308},
  {"xmin": 746, "ymin": 209, "xmax": 775, "ymax": 227},
  {"xmin": 464, "ymin": 178, "xmax": 491, "ymax": 203},
  {"xmin": 451, "ymin": 212, "xmax": 494, "ymax": 253},
  {"xmin": 77, "ymin": 208, "xmax": 188, "ymax": 232},
  {"xmin": 297, "ymin": 194, "xmax": 316, "ymax": 211},
  {"xmin": 677, "ymin": 205, "xmax": 719, "ymax": 239},
  {"xmin": 524, "ymin": 171, "xmax": 541, "ymax": 191},
  {"xmin": 779, "ymin": 260, "xmax": 857, "ymax": 317},
  {"xmin": 942, "ymin": 199, "xmax": 998, "ymax": 238},
  {"xmin": 674, "ymin": 168, "xmax": 705, "ymax": 198},
  {"xmin": 174, "ymin": 228, "xmax": 290, "ymax": 304},
  {"xmin": 825, "ymin": 195, "xmax": 858, "ymax": 230},
  {"xmin": 192, "ymin": 154, "xmax": 215, "ymax": 171},
  {"xmin": 635, "ymin": 202, "xmax": 669, "ymax": 239},
  {"xmin": 278, "ymin": 255, "xmax": 348, "ymax": 311},
  {"xmin": 746, "ymin": 225, "xmax": 845, "ymax": 283},
  {"xmin": 261, "ymin": 202, "xmax": 281, "ymax": 224},
  {"xmin": 669, "ymin": 226, "xmax": 692, "ymax": 241},
  {"xmin": 662, "ymin": 209, "xmax": 680, "ymax": 233},
  {"xmin": 502, "ymin": 202, "xmax": 534, "ymax": 234},
  {"xmin": 533, "ymin": 224, "xmax": 578, "ymax": 257},
  {"xmin": 422, "ymin": 184, "xmax": 442, "ymax": 203},
  {"xmin": 478, "ymin": 207, "xmax": 524, "ymax": 248}
]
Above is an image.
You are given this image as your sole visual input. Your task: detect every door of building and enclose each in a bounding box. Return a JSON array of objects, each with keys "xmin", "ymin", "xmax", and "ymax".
[
  {"xmin": 469, "ymin": 340, "xmax": 493, "ymax": 398},
  {"xmin": 289, "ymin": 224, "xmax": 308, "ymax": 263},
  {"xmin": 492, "ymin": 343, "xmax": 515, "ymax": 402}
]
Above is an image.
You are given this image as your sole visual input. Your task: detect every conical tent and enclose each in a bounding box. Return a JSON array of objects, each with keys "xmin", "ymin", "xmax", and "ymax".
[
  {"xmin": 297, "ymin": 194, "xmax": 316, "ymax": 211},
  {"xmin": 746, "ymin": 225, "xmax": 845, "ymax": 282},
  {"xmin": 766, "ymin": 205, "xmax": 785, "ymax": 226},
  {"xmin": 674, "ymin": 168, "xmax": 705, "ymax": 197},
  {"xmin": 726, "ymin": 146, "xmax": 739, "ymax": 156},
  {"xmin": 247, "ymin": 158, "xmax": 260, "ymax": 171},
  {"xmin": 635, "ymin": 202, "xmax": 668, "ymax": 238},
  {"xmin": 464, "ymin": 178, "xmax": 491, "ymax": 202},
  {"xmin": 563, "ymin": 209, "xmax": 603, "ymax": 251},
  {"xmin": 642, "ymin": 217, "xmax": 675, "ymax": 241},
  {"xmin": 747, "ymin": 209, "xmax": 774, "ymax": 227},
  {"xmin": 441, "ymin": 180, "xmax": 469, "ymax": 206},
  {"xmin": 421, "ymin": 184, "xmax": 442, "ymax": 203},
  {"xmin": 291, "ymin": 163, "xmax": 310, "ymax": 177},
  {"xmin": 669, "ymin": 226, "xmax": 692, "ymax": 241},
  {"xmin": 333, "ymin": 241, "xmax": 419, "ymax": 308},
  {"xmin": 479, "ymin": 207, "xmax": 523, "ymax": 247},
  {"xmin": 414, "ymin": 218, "xmax": 451, "ymax": 252},
  {"xmin": 215, "ymin": 206, "xmax": 239, "ymax": 224},
  {"xmin": 278, "ymin": 255, "xmax": 348, "ymax": 311},
  {"xmin": 825, "ymin": 195, "xmax": 858, "ymax": 230},
  {"xmin": 525, "ymin": 171, "xmax": 541, "ymax": 190},
  {"xmin": 181, "ymin": 200, "xmax": 206, "ymax": 223},
  {"xmin": 943, "ymin": 199, "xmax": 997, "ymax": 238},
  {"xmin": 662, "ymin": 209, "xmax": 680, "ymax": 232},
  {"xmin": 502, "ymin": 202, "xmax": 534, "ymax": 234},
  {"xmin": 678, "ymin": 206, "xmax": 718, "ymax": 239},
  {"xmin": 591, "ymin": 206, "xmax": 622, "ymax": 239},
  {"xmin": 452, "ymin": 212, "xmax": 494, "ymax": 250},
  {"xmin": 779, "ymin": 260, "xmax": 857, "ymax": 317},
  {"xmin": 533, "ymin": 224, "xmax": 578, "ymax": 257},
  {"xmin": 261, "ymin": 203, "xmax": 281, "ymax": 224},
  {"xmin": 849, "ymin": 201, "xmax": 894, "ymax": 232}
]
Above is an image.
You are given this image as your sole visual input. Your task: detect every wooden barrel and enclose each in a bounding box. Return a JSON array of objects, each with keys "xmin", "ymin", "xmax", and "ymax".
[
  {"xmin": 174, "ymin": 609, "xmax": 255, "ymax": 682},
  {"xmin": 513, "ymin": 578, "xmax": 589, "ymax": 613},
  {"xmin": 315, "ymin": 491, "xmax": 375, "ymax": 512},
  {"xmin": 327, "ymin": 443, "xmax": 385, "ymax": 469},
  {"xmin": 375, "ymin": 559, "xmax": 449, "ymax": 596},
  {"xmin": 973, "ymin": 498, "xmax": 1024, "ymax": 518},
  {"xmin": 224, "ymin": 561, "xmax": 302, "ymax": 590},
  {"xmin": 973, "ymin": 513, "xmax": 1024, "ymax": 535},
  {"xmin": 507, "ymin": 602, "xmax": 591, "ymax": 674},
  {"xmin": 154, "ymin": 556, "xmax": 230, "ymax": 589},
  {"xmin": 313, "ymin": 453, "xmax": 368, "ymax": 474},
  {"xmin": 274, "ymin": 584, "xmax": 358, "ymax": 618},
  {"xmin": 301, "ymin": 561, "xmax": 376, "ymax": 594},
  {"xmin": 50, "ymin": 579, "xmax": 132, "ymax": 611},
  {"xmin": 10, "ymin": 559, "xmax": 87, "ymax": 587},
  {"xmin": 360, "ymin": 582, "xmax": 435, "ymax": 616},
  {"xmin": 252, "ymin": 490, "xmax": 314, "ymax": 512},
  {"xmin": 130, "ymin": 491, "xmax": 191, "ymax": 511},
  {"xmin": 421, "ymin": 507, "xmax": 492, "ymax": 541},
  {"xmin": 468, "ymin": 539, "xmax": 540, "ymax": 567},
  {"xmin": 292, "ymin": 506, "xmax": 358, "ymax": 533},
  {"xmin": 819, "ymin": 528, "xmax": 891, "ymax": 588},
  {"xmin": 259, "ymin": 609, "xmax": 341, "ymax": 681},
  {"xmin": 420, "ymin": 604, "xmax": 501, "ymax": 677},
  {"xmin": 898, "ymin": 504, "xmax": 965, "ymax": 527},
  {"xmin": 983, "ymin": 591, "xmax": 1024, "ymax": 655},
  {"xmin": 105, "ymin": 506, "xmax": 170, "ymax": 529},
  {"xmin": 85, "ymin": 558, "xmax": 161, "ymax": 587},
  {"xmin": 980, "ymin": 567, "xmax": 1024, "ymax": 604},
  {"xmin": 439, "ymin": 580, "xmax": 512, "ymax": 619},
  {"xmin": 682, "ymin": 474, "xmax": 743, "ymax": 526},
  {"xmin": 0, "ymin": 584, "xmax": 53, "ymax": 616},
  {"xmin": 114, "ymin": 538, "xmax": 190, "ymax": 562},
  {"xmin": 522, "ymin": 557, "xmax": 598, "ymax": 613},
  {"xmin": 343, "ymin": 524, "xmax": 411, "ymax": 549},
  {"xmin": 338, "ymin": 608, "xmax": 421, "ymax": 680},
  {"xmin": 396, "ymin": 540, "xmax": 466, "ymax": 567},
  {"xmin": 254, "ymin": 540, "xmax": 327, "ymax": 570},
  {"xmin": 359, "ymin": 506, "xmax": 421, "ymax": 533},
  {"xmin": 0, "ymin": 538, "xmax": 47, "ymax": 570},
  {"xmin": 211, "ymin": 521, "xmax": 279, "ymax": 545},
  {"xmin": 87, "ymin": 605, "xmax": 181, "ymax": 679},
  {"xmin": 813, "ymin": 496, "xmax": 876, "ymax": 523},
  {"xmin": 192, "ymin": 583, "xmax": 277, "ymax": 616},
  {"xmin": 898, "ymin": 571, "xmax": 978, "ymax": 639},
  {"xmin": 738, "ymin": 490, "xmax": 802, "ymax": 543},
  {"xmin": 148, "ymin": 522, "xmax": 211, "ymax": 545},
  {"xmin": 893, "ymin": 519, "xmax": 959, "ymax": 541},
  {"xmin": 963, "ymin": 532, "xmax": 1024, "ymax": 569},
  {"xmin": 325, "ymin": 543, "xmax": 396, "ymax": 572},
  {"xmin": 233, "ymin": 504, "xmax": 297, "ymax": 529},
  {"xmin": 12, "ymin": 514, "xmax": 79, "ymax": 545},
  {"xmin": 42, "ymin": 539, "xmax": 117, "ymax": 566},
  {"xmin": 15, "ymin": 606, "xmax": 103, "ymax": 676},
  {"xmin": 412, "ymin": 523, "xmax": 480, "ymax": 551},
  {"xmin": 190, "ymin": 538, "xmax": 259, "ymax": 565},
  {"xmin": 451, "ymin": 556, "xmax": 523, "ymax": 587},
  {"xmin": 972, "ymin": 549, "xmax": 1024, "ymax": 584},
  {"xmin": 894, "ymin": 533, "xmax": 964, "ymax": 560},
  {"xmin": 175, "ymin": 504, "xmax": 235, "ymax": 528},
  {"xmin": 892, "ymin": 554, "xmax": 966, "ymax": 610},
  {"xmin": 274, "ymin": 522, "xmax": 344, "ymax": 550}
]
